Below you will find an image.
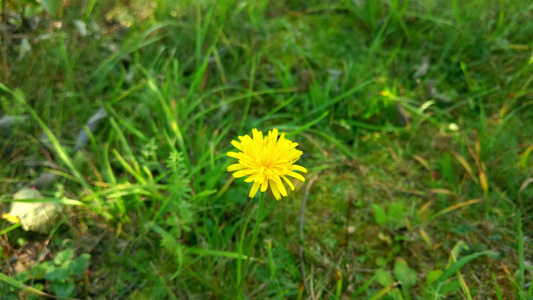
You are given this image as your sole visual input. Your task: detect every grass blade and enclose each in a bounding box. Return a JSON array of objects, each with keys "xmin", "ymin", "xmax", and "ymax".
[
  {"xmin": 434, "ymin": 251, "xmax": 497, "ymax": 286},
  {"xmin": 369, "ymin": 282, "xmax": 399, "ymax": 300},
  {"xmin": 1, "ymin": 198, "xmax": 86, "ymax": 206},
  {"xmin": 0, "ymin": 272, "xmax": 67, "ymax": 299},
  {"xmin": 517, "ymin": 213, "xmax": 525, "ymax": 287}
]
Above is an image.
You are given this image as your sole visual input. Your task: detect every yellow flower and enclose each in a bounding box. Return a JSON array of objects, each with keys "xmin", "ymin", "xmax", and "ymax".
[{"xmin": 227, "ymin": 128, "xmax": 307, "ymax": 200}]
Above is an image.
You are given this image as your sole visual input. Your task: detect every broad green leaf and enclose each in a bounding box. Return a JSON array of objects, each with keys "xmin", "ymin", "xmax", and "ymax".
[
  {"xmin": 44, "ymin": 265, "xmax": 69, "ymax": 281},
  {"xmin": 426, "ymin": 270, "xmax": 443, "ymax": 284},
  {"xmin": 31, "ymin": 262, "xmax": 51, "ymax": 280},
  {"xmin": 372, "ymin": 204, "xmax": 387, "ymax": 226},
  {"xmin": 69, "ymin": 254, "xmax": 91, "ymax": 275},
  {"xmin": 50, "ymin": 281, "xmax": 75, "ymax": 297},
  {"xmin": 14, "ymin": 271, "xmax": 29, "ymax": 282},
  {"xmin": 375, "ymin": 269, "xmax": 395, "ymax": 287},
  {"xmin": 387, "ymin": 202, "xmax": 405, "ymax": 222},
  {"xmin": 54, "ymin": 249, "xmax": 74, "ymax": 266},
  {"xmin": 393, "ymin": 257, "xmax": 417, "ymax": 289}
]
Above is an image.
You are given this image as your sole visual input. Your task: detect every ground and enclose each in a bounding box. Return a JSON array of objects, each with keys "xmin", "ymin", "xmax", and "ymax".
[{"xmin": 0, "ymin": 0, "xmax": 532, "ymax": 299}]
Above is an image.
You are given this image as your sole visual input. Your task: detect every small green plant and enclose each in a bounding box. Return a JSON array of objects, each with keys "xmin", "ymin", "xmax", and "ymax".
[{"xmin": 0, "ymin": 249, "xmax": 90, "ymax": 298}]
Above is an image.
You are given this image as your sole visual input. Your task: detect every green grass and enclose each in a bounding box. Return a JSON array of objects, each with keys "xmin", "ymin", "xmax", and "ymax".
[{"xmin": 1, "ymin": 0, "xmax": 532, "ymax": 298}]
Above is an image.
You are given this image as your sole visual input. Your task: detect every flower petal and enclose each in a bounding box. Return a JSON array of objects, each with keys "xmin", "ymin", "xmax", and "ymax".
[
  {"xmin": 292, "ymin": 165, "xmax": 307, "ymax": 173},
  {"xmin": 252, "ymin": 128, "xmax": 263, "ymax": 142},
  {"xmin": 287, "ymin": 172, "xmax": 305, "ymax": 182},
  {"xmin": 227, "ymin": 163, "xmax": 246, "ymax": 172},
  {"xmin": 256, "ymin": 172, "xmax": 265, "ymax": 184},
  {"xmin": 231, "ymin": 140, "xmax": 243, "ymax": 151},
  {"xmin": 265, "ymin": 170, "xmax": 282, "ymax": 183},
  {"xmin": 244, "ymin": 173, "xmax": 257, "ymax": 182},
  {"xmin": 275, "ymin": 180, "xmax": 287, "ymax": 197},
  {"xmin": 281, "ymin": 175, "xmax": 295, "ymax": 190},
  {"xmin": 270, "ymin": 128, "xmax": 278, "ymax": 144},
  {"xmin": 249, "ymin": 181, "xmax": 261, "ymax": 198},
  {"xmin": 238, "ymin": 135, "xmax": 253, "ymax": 147},
  {"xmin": 227, "ymin": 152, "xmax": 241, "ymax": 159},
  {"xmin": 233, "ymin": 169, "xmax": 253, "ymax": 178},
  {"xmin": 261, "ymin": 179, "xmax": 269, "ymax": 192},
  {"xmin": 269, "ymin": 179, "xmax": 281, "ymax": 200}
]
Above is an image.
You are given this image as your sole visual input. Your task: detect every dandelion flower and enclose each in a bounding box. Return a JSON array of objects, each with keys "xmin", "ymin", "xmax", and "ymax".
[{"xmin": 227, "ymin": 128, "xmax": 307, "ymax": 200}]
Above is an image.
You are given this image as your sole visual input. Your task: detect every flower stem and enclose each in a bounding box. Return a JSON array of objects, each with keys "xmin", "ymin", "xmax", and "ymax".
[
  {"xmin": 238, "ymin": 192, "xmax": 265, "ymax": 298},
  {"xmin": 246, "ymin": 191, "xmax": 265, "ymax": 270}
]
